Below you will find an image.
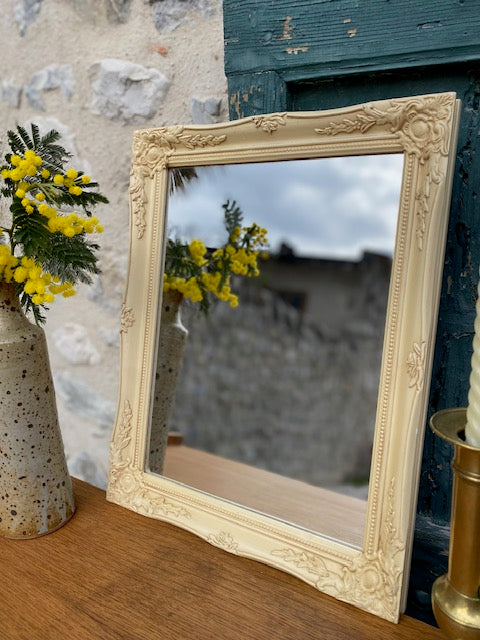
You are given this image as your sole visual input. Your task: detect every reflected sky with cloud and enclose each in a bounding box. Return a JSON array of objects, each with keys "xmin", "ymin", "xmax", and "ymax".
[{"xmin": 166, "ymin": 154, "xmax": 404, "ymax": 259}]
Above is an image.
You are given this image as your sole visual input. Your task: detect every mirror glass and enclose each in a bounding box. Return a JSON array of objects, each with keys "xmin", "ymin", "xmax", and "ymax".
[{"xmin": 148, "ymin": 154, "xmax": 404, "ymax": 545}]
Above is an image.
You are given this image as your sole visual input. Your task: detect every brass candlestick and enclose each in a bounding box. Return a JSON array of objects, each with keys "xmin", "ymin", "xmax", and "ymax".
[{"xmin": 430, "ymin": 407, "xmax": 480, "ymax": 639}]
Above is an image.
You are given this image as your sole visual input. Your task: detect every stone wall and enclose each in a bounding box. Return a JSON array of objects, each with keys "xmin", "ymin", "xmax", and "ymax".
[
  {"xmin": 167, "ymin": 253, "xmax": 391, "ymax": 493},
  {"xmin": 0, "ymin": 0, "xmax": 227, "ymax": 487}
]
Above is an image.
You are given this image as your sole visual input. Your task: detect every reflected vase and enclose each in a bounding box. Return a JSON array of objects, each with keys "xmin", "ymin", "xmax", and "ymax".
[
  {"xmin": 0, "ymin": 282, "xmax": 75, "ymax": 538},
  {"xmin": 148, "ymin": 290, "xmax": 188, "ymax": 474}
]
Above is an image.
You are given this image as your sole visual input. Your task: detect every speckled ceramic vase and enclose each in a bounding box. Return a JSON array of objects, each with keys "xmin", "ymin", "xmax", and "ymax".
[
  {"xmin": 148, "ymin": 290, "xmax": 188, "ymax": 474},
  {"xmin": 0, "ymin": 283, "xmax": 75, "ymax": 538}
]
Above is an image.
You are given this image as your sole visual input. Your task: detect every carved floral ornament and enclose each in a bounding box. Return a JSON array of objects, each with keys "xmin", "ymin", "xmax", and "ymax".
[
  {"xmin": 251, "ymin": 113, "xmax": 287, "ymax": 133},
  {"xmin": 271, "ymin": 480, "xmax": 404, "ymax": 621},
  {"xmin": 206, "ymin": 531, "xmax": 239, "ymax": 552},
  {"xmin": 132, "ymin": 127, "xmax": 227, "ymax": 175},
  {"xmin": 314, "ymin": 93, "xmax": 454, "ymax": 162},
  {"xmin": 407, "ymin": 341, "xmax": 427, "ymax": 391},
  {"xmin": 120, "ymin": 304, "xmax": 135, "ymax": 333},
  {"xmin": 108, "ymin": 401, "xmax": 191, "ymax": 520},
  {"xmin": 129, "ymin": 127, "xmax": 227, "ymax": 239}
]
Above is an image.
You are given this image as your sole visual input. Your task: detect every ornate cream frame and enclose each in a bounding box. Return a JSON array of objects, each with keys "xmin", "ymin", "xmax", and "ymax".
[{"xmin": 108, "ymin": 93, "xmax": 460, "ymax": 622}]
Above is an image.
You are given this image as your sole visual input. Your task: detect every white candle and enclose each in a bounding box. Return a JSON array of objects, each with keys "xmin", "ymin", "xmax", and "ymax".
[{"xmin": 466, "ymin": 278, "xmax": 480, "ymax": 447}]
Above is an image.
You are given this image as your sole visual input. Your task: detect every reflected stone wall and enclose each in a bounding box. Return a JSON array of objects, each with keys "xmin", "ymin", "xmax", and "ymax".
[{"xmin": 169, "ymin": 252, "xmax": 391, "ymax": 492}]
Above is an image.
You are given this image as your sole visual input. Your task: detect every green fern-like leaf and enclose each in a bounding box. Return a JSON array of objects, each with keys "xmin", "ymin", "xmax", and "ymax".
[
  {"xmin": 40, "ymin": 233, "xmax": 100, "ymax": 283},
  {"xmin": 12, "ymin": 208, "xmax": 52, "ymax": 258},
  {"xmin": 169, "ymin": 167, "xmax": 198, "ymax": 193},
  {"xmin": 222, "ymin": 200, "xmax": 244, "ymax": 237},
  {"xmin": 38, "ymin": 128, "xmax": 60, "ymax": 146},
  {"xmin": 6, "ymin": 130, "xmax": 27, "ymax": 155},
  {"xmin": 45, "ymin": 188, "xmax": 109, "ymax": 213},
  {"xmin": 5, "ymin": 124, "xmax": 71, "ymax": 174},
  {"xmin": 31, "ymin": 123, "xmax": 41, "ymax": 148},
  {"xmin": 19, "ymin": 289, "xmax": 47, "ymax": 325},
  {"xmin": 17, "ymin": 125, "xmax": 34, "ymax": 149}
]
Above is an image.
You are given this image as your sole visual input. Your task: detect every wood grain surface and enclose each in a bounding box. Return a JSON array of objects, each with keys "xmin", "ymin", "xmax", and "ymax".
[
  {"xmin": 163, "ymin": 445, "xmax": 366, "ymax": 548},
  {"xmin": 0, "ymin": 479, "xmax": 446, "ymax": 639},
  {"xmin": 224, "ymin": 0, "xmax": 480, "ymax": 80}
]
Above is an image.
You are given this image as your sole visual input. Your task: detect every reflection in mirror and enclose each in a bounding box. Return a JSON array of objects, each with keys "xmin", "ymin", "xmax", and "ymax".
[{"xmin": 148, "ymin": 154, "xmax": 404, "ymax": 542}]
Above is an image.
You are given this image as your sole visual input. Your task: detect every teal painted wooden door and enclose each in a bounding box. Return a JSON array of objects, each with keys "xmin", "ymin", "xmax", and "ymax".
[{"xmin": 224, "ymin": 0, "xmax": 480, "ymax": 625}]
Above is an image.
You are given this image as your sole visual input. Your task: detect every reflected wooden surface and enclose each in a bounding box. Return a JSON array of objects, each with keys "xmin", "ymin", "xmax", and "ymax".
[
  {"xmin": 163, "ymin": 444, "xmax": 367, "ymax": 548},
  {"xmin": 0, "ymin": 479, "xmax": 446, "ymax": 639}
]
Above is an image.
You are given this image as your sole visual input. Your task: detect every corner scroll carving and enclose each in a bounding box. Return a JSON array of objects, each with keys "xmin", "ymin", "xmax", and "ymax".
[
  {"xmin": 108, "ymin": 400, "xmax": 191, "ymax": 520},
  {"xmin": 108, "ymin": 399, "xmax": 135, "ymax": 493},
  {"xmin": 129, "ymin": 127, "xmax": 227, "ymax": 239},
  {"xmin": 338, "ymin": 479, "xmax": 404, "ymax": 621},
  {"xmin": 314, "ymin": 94, "xmax": 454, "ymax": 163},
  {"xmin": 133, "ymin": 127, "xmax": 227, "ymax": 173},
  {"xmin": 271, "ymin": 480, "xmax": 404, "ymax": 622}
]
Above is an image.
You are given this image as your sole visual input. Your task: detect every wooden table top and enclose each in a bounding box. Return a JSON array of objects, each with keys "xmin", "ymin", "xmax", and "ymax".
[{"xmin": 0, "ymin": 479, "xmax": 446, "ymax": 640}]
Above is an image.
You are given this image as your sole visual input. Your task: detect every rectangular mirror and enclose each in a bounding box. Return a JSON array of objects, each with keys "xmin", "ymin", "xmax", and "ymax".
[
  {"xmin": 108, "ymin": 93, "xmax": 460, "ymax": 622},
  {"xmin": 155, "ymin": 154, "xmax": 402, "ymax": 548}
]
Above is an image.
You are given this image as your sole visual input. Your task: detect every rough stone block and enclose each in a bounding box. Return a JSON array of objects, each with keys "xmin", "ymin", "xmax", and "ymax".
[
  {"xmin": 53, "ymin": 371, "xmax": 116, "ymax": 430},
  {"xmin": 69, "ymin": 451, "xmax": 106, "ymax": 489},
  {"xmin": 190, "ymin": 97, "xmax": 222, "ymax": 124},
  {"xmin": 147, "ymin": 0, "xmax": 215, "ymax": 33},
  {"xmin": 89, "ymin": 58, "xmax": 170, "ymax": 123},
  {"xmin": 52, "ymin": 322, "xmax": 101, "ymax": 366},
  {"xmin": 25, "ymin": 65, "xmax": 75, "ymax": 110},
  {"xmin": 105, "ymin": 0, "xmax": 132, "ymax": 23},
  {"xmin": 21, "ymin": 116, "xmax": 90, "ymax": 177},
  {"xmin": 0, "ymin": 82, "xmax": 22, "ymax": 108},
  {"xmin": 13, "ymin": 0, "xmax": 43, "ymax": 36}
]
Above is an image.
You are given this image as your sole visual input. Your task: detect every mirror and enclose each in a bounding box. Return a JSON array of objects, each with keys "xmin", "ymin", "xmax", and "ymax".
[
  {"xmin": 154, "ymin": 155, "xmax": 403, "ymax": 535},
  {"xmin": 108, "ymin": 94, "xmax": 460, "ymax": 622}
]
